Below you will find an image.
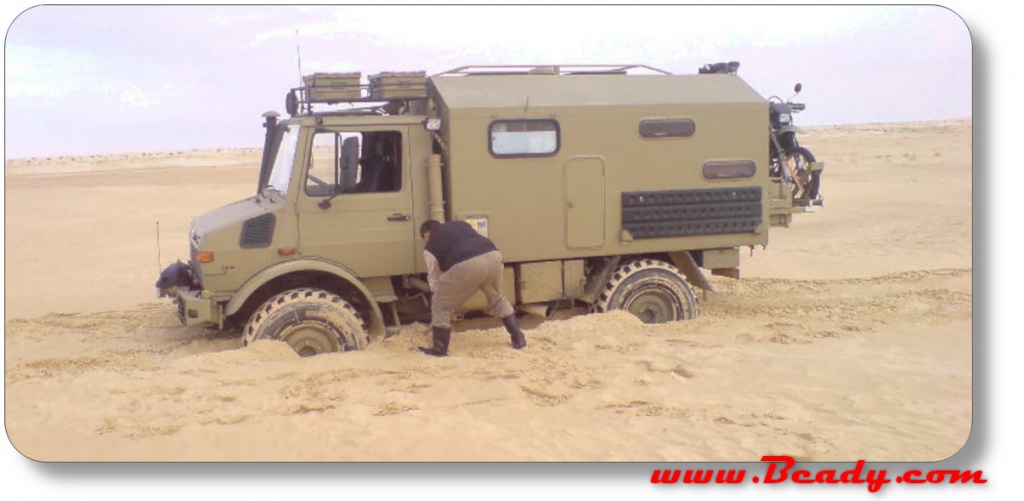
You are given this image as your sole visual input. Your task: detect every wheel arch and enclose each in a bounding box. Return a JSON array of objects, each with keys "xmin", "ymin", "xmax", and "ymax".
[
  {"xmin": 224, "ymin": 259, "xmax": 385, "ymax": 339},
  {"xmin": 631, "ymin": 251, "xmax": 714, "ymax": 293},
  {"xmin": 583, "ymin": 251, "xmax": 713, "ymax": 302}
]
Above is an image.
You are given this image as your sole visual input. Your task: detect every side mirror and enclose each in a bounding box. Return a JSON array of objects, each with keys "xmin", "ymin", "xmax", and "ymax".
[
  {"xmin": 794, "ymin": 83, "xmax": 803, "ymax": 94},
  {"xmin": 285, "ymin": 91, "xmax": 299, "ymax": 116}
]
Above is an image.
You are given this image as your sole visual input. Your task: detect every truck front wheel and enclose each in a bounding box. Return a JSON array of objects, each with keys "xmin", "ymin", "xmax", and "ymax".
[
  {"xmin": 242, "ymin": 288, "xmax": 368, "ymax": 356},
  {"xmin": 596, "ymin": 259, "xmax": 698, "ymax": 323}
]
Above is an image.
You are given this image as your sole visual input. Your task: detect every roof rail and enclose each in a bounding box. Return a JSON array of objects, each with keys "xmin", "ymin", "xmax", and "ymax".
[{"xmin": 433, "ymin": 64, "xmax": 674, "ymax": 77}]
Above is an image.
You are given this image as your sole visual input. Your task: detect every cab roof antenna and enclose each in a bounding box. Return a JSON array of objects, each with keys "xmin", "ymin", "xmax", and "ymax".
[{"xmin": 295, "ymin": 29, "xmax": 304, "ymax": 87}]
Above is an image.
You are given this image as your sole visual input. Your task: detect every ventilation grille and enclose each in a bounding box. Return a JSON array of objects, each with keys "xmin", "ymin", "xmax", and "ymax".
[
  {"xmin": 239, "ymin": 213, "xmax": 276, "ymax": 248},
  {"xmin": 622, "ymin": 187, "xmax": 762, "ymax": 239}
]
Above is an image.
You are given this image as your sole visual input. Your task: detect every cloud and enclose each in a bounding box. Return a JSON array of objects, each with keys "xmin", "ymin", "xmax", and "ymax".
[
  {"xmin": 206, "ymin": 9, "xmax": 270, "ymax": 26},
  {"xmin": 6, "ymin": 43, "xmax": 180, "ymax": 108},
  {"xmin": 116, "ymin": 83, "xmax": 180, "ymax": 108},
  {"xmin": 240, "ymin": 5, "xmax": 919, "ymax": 76},
  {"xmin": 253, "ymin": 6, "xmax": 898, "ymax": 55},
  {"xmin": 5, "ymin": 44, "xmax": 95, "ymax": 99}
]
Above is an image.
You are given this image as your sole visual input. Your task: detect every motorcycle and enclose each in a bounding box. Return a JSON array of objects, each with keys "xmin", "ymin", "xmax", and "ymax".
[{"xmin": 768, "ymin": 83, "xmax": 823, "ymax": 206}]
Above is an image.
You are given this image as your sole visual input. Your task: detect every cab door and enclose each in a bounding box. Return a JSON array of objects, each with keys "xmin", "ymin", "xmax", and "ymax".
[{"xmin": 297, "ymin": 125, "xmax": 416, "ymax": 277}]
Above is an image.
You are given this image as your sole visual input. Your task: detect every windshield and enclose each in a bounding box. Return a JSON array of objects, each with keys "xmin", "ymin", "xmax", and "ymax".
[{"xmin": 265, "ymin": 123, "xmax": 300, "ymax": 196}]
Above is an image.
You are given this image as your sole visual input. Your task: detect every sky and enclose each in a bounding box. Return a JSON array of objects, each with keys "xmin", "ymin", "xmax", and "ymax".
[{"xmin": 3, "ymin": 4, "xmax": 971, "ymax": 159}]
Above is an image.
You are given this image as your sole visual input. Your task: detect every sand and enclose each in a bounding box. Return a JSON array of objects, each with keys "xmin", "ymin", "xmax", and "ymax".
[{"xmin": 3, "ymin": 120, "xmax": 972, "ymax": 462}]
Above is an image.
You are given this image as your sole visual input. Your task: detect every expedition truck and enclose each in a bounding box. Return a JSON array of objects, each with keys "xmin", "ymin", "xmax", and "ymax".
[{"xmin": 157, "ymin": 63, "xmax": 822, "ymax": 356}]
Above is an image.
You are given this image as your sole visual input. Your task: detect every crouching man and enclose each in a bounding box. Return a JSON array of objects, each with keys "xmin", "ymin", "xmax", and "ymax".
[{"xmin": 419, "ymin": 220, "xmax": 527, "ymax": 357}]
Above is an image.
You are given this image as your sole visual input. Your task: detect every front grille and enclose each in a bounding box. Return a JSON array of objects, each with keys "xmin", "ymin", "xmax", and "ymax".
[{"xmin": 240, "ymin": 213, "xmax": 276, "ymax": 248}]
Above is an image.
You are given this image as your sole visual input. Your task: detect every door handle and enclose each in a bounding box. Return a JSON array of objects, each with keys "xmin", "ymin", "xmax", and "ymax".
[{"xmin": 387, "ymin": 213, "xmax": 411, "ymax": 222}]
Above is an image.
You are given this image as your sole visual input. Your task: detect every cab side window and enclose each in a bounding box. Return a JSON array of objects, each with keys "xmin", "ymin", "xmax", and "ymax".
[{"xmin": 306, "ymin": 130, "xmax": 402, "ymax": 197}]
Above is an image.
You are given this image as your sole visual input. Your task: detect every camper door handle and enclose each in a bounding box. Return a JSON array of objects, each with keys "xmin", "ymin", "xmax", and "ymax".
[{"xmin": 388, "ymin": 213, "xmax": 411, "ymax": 222}]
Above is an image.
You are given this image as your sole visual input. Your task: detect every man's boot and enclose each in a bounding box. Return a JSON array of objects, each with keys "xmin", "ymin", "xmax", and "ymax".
[
  {"xmin": 502, "ymin": 314, "xmax": 527, "ymax": 349},
  {"xmin": 418, "ymin": 326, "xmax": 451, "ymax": 357}
]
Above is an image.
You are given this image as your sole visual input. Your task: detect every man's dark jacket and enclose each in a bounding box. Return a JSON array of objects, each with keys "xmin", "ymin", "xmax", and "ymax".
[{"xmin": 424, "ymin": 221, "xmax": 498, "ymax": 272}]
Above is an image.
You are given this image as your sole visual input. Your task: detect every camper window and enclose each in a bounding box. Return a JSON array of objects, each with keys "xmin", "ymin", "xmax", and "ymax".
[
  {"xmin": 489, "ymin": 119, "xmax": 560, "ymax": 157},
  {"xmin": 639, "ymin": 118, "xmax": 696, "ymax": 138}
]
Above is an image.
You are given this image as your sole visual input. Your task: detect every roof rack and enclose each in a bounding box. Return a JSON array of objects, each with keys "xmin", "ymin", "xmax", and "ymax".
[
  {"xmin": 286, "ymin": 71, "xmax": 429, "ymax": 115},
  {"xmin": 434, "ymin": 64, "xmax": 674, "ymax": 77}
]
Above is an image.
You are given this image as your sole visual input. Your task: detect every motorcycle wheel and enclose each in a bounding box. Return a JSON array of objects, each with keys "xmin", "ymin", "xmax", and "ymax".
[{"xmin": 784, "ymin": 147, "xmax": 821, "ymax": 201}]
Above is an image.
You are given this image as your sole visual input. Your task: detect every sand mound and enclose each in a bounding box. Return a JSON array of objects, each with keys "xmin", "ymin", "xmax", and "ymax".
[{"xmin": 5, "ymin": 269, "xmax": 971, "ymax": 462}]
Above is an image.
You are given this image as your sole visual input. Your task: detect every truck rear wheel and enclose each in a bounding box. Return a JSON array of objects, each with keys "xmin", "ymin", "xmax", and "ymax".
[
  {"xmin": 596, "ymin": 259, "xmax": 698, "ymax": 323},
  {"xmin": 242, "ymin": 288, "xmax": 367, "ymax": 356}
]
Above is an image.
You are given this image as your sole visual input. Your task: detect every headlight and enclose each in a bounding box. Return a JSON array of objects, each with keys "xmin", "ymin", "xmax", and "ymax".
[{"xmin": 777, "ymin": 112, "xmax": 792, "ymax": 125}]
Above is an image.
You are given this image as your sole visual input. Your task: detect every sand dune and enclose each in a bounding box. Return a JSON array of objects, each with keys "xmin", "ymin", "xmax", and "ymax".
[{"xmin": 4, "ymin": 119, "xmax": 972, "ymax": 461}]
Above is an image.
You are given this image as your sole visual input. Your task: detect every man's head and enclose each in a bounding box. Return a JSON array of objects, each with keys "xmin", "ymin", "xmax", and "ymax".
[{"xmin": 420, "ymin": 219, "xmax": 441, "ymax": 241}]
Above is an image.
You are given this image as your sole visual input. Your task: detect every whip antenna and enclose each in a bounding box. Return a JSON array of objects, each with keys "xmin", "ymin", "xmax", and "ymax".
[{"xmin": 296, "ymin": 29, "xmax": 303, "ymax": 86}]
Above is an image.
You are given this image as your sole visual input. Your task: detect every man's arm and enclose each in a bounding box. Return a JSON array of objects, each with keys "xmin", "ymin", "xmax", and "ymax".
[{"xmin": 424, "ymin": 250, "xmax": 440, "ymax": 292}]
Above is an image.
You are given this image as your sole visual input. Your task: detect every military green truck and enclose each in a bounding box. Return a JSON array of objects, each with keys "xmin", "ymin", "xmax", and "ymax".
[{"xmin": 157, "ymin": 64, "xmax": 821, "ymax": 356}]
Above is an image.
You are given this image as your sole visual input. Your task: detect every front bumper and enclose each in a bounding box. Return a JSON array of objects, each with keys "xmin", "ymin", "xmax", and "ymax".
[{"xmin": 175, "ymin": 289, "xmax": 222, "ymax": 327}]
